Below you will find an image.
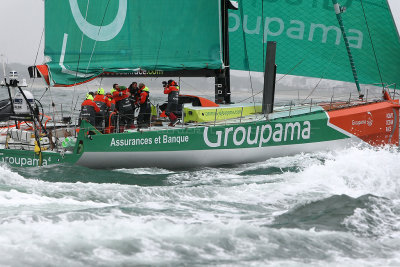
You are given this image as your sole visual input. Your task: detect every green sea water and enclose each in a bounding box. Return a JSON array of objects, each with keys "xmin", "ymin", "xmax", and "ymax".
[
  {"xmin": 0, "ymin": 145, "xmax": 399, "ymax": 266},
  {"xmin": 0, "ymin": 81, "xmax": 399, "ymax": 266}
]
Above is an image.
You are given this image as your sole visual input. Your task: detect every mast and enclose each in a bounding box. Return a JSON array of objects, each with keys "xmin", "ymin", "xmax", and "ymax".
[
  {"xmin": 215, "ymin": 0, "xmax": 238, "ymax": 104},
  {"xmin": 332, "ymin": 0, "xmax": 363, "ymax": 98}
]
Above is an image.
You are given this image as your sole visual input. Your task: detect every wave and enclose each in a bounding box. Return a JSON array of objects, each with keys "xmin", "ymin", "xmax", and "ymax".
[
  {"xmin": 270, "ymin": 194, "xmax": 400, "ymax": 237},
  {"xmin": 0, "ymin": 146, "xmax": 400, "ymax": 265}
]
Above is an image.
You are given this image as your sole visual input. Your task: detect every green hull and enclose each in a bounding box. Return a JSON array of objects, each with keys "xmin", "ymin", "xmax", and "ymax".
[
  {"xmin": 0, "ymin": 107, "xmax": 349, "ymax": 168},
  {"xmin": 2, "ymin": 100, "xmax": 398, "ymax": 169},
  {"xmin": 0, "ymin": 149, "xmax": 80, "ymax": 167}
]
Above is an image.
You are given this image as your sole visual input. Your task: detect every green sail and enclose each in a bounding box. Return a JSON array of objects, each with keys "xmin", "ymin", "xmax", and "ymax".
[
  {"xmin": 229, "ymin": 0, "xmax": 400, "ymax": 89},
  {"xmin": 44, "ymin": 0, "xmax": 223, "ymax": 86}
]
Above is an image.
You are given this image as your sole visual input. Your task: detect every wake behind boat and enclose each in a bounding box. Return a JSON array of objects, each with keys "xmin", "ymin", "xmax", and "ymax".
[{"xmin": 0, "ymin": 0, "xmax": 399, "ymax": 169}]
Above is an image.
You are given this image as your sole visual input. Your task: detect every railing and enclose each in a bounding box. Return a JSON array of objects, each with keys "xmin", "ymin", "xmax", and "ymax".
[{"xmin": 1, "ymin": 87, "xmax": 398, "ymax": 136}]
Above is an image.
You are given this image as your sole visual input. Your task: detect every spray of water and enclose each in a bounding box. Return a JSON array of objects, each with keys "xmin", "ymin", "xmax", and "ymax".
[{"xmin": 0, "ymin": 146, "xmax": 399, "ymax": 265}]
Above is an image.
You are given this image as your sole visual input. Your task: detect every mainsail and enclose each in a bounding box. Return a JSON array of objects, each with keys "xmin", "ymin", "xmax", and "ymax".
[
  {"xmin": 43, "ymin": 0, "xmax": 223, "ymax": 86},
  {"xmin": 229, "ymin": 0, "xmax": 400, "ymax": 88}
]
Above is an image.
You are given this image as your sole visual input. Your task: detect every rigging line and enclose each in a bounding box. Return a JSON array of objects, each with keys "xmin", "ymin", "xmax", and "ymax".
[
  {"xmin": 238, "ymin": 1, "xmax": 256, "ymax": 109},
  {"xmin": 178, "ymin": 79, "xmax": 209, "ymax": 95},
  {"xmin": 302, "ymin": 49, "xmax": 338, "ymax": 103},
  {"xmin": 360, "ymin": 0, "xmax": 384, "ymax": 90},
  {"xmin": 32, "ymin": 28, "xmax": 60, "ymax": 121},
  {"xmin": 47, "ymin": 85, "xmax": 57, "ymax": 119},
  {"xmin": 72, "ymin": 94, "xmax": 82, "ymax": 115},
  {"xmin": 85, "ymin": 0, "xmax": 111, "ymax": 77},
  {"xmin": 262, "ymin": 0, "xmax": 265, "ymax": 73},
  {"xmin": 29, "ymin": 27, "xmax": 45, "ymax": 90},
  {"xmin": 236, "ymin": 57, "xmax": 306, "ymax": 103},
  {"xmin": 70, "ymin": 0, "xmax": 91, "ymax": 116},
  {"xmin": 154, "ymin": 32, "xmax": 164, "ymax": 71},
  {"xmin": 276, "ymin": 57, "xmax": 305, "ymax": 83},
  {"xmin": 38, "ymin": 87, "xmax": 49, "ymax": 102},
  {"xmin": 99, "ymin": 76, "xmax": 104, "ymax": 88}
]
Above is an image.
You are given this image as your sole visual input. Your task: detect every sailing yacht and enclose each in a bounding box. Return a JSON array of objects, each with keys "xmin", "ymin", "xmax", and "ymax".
[{"xmin": 0, "ymin": 0, "xmax": 399, "ymax": 168}]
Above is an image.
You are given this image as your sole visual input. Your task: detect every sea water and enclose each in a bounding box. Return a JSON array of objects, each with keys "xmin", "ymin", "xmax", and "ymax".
[
  {"xmin": 0, "ymin": 83, "xmax": 399, "ymax": 266},
  {"xmin": 0, "ymin": 146, "xmax": 399, "ymax": 266}
]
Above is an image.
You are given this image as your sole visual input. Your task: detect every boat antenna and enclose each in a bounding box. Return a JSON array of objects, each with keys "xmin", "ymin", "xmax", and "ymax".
[{"xmin": 332, "ymin": 0, "xmax": 364, "ymax": 99}]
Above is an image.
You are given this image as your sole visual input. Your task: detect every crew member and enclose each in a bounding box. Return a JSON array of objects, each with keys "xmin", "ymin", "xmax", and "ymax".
[
  {"xmin": 112, "ymin": 84, "xmax": 134, "ymax": 129},
  {"xmin": 93, "ymin": 88, "xmax": 111, "ymax": 131},
  {"xmin": 137, "ymin": 83, "xmax": 151, "ymax": 128},
  {"xmin": 128, "ymin": 82, "xmax": 140, "ymax": 100},
  {"xmin": 163, "ymin": 79, "xmax": 180, "ymax": 126},
  {"xmin": 105, "ymin": 90, "xmax": 117, "ymax": 133},
  {"xmin": 79, "ymin": 93, "xmax": 100, "ymax": 126},
  {"xmin": 108, "ymin": 89, "xmax": 116, "ymax": 112}
]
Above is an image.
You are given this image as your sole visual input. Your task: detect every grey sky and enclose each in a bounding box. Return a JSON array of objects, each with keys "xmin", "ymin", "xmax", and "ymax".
[{"xmin": 0, "ymin": 0, "xmax": 399, "ymax": 65}]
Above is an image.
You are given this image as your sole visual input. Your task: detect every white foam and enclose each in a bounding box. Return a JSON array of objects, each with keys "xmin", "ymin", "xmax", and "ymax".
[
  {"xmin": 115, "ymin": 168, "xmax": 174, "ymax": 175},
  {"xmin": 0, "ymin": 146, "xmax": 399, "ymax": 265}
]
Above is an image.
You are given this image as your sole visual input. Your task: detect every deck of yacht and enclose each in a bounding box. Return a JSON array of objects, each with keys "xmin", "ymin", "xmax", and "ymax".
[{"xmin": 0, "ymin": 99, "xmax": 385, "ymax": 151}]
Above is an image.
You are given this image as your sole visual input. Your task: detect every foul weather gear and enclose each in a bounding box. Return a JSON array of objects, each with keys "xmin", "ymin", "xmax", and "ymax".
[
  {"xmin": 164, "ymin": 83, "xmax": 180, "ymax": 124},
  {"xmin": 137, "ymin": 87, "xmax": 151, "ymax": 128},
  {"xmin": 79, "ymin": 99, "xmax": 100, "ymax": 126},
  {"xmin": 94, "ymin": 94, "xmax": 112, "ymax": 130}
]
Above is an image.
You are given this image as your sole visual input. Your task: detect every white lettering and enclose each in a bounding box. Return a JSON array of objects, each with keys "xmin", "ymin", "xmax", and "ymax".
[
  {"xmin": 352, "ymin": 120, "xmax": 366, "ymax": 126},
  {"xmin": 110, "ymin": 137, "xmax": 155, "ymax": 147},
  {"xmin": 233, "ymin": 127, "xmax": 246, "ymax": 146},
  {"xmin": 348, "ymin": 29, "xmax": 363, "ymax": 49},
  {"xmin": 259, "ymin": 124, "xmax": 273, "ymax": 147},
  {"xmin": 203, "ymin": 127, "xmax": 222, "ymax": 148},
  {"xmin": 2, "ymin": 156, "xmax": 44, "ymax": 167},
  {"xmin": 203, "ymin": 121, "xmax": 312, "ymax": 148},
  {"xmin": 230, "ymin": 15, "xmax": 363, "ymax": 49},
  {"xmin": 285, "ymin": 122, "xmax": 301, "ymax": 141},
  {"xmin": 247, "ymin": 126, "xmax": 259, "ymax": 145},
  {"xmin": 229, "ymin": 13, "xmax": 240, "ymax": 32},
  {"xmin": 309, "ymin": 24, "xmax": 341, "ymax": 44},
  {"xmin": 302, "ymin": 121, "xmax": 311, "ymax": 139},
  {"xmin": 224, "ymin": 127, "xmax": 234, "ymax": 146},
  {"xmin": 273, "ymin": 123, "xmax": 283, "ymax": 142},
  {"xmin": 244, "ymin": 15, "xmax": 261, "ymax": 34},
  {"xmin": 264, "ymin": 17, "xmax": 285, "ymax": 43},
  {"xmin": 287, "ymin": 20, "xmax": 305, "ymax": 40}
]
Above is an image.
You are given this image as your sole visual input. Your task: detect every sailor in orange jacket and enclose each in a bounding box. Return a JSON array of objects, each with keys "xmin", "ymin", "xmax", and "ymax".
[
  {"xmin": 137, "ymin": 83, "xmax": 151, "ymax": 128},
  {"xmin": 163, "ymin": 80, "xmax": 180, "ymax": 126},
  {"xmin": 79, "ymin": 93, "xmax": 100, "ymax": 126},
  {"xmin": 107, "ymin": 90, "xmax": 117, "ymax": 112},
  {"xmin": 112, "ymin": 83, "xmax": 134, "ymax": 129},
  {"xmin": 94, "ymin": 88, "xmax": 111, "ymax": 130},
  {"xmin": 112, "ymin": 84, "xmax": 129, "ymax": 103}
]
